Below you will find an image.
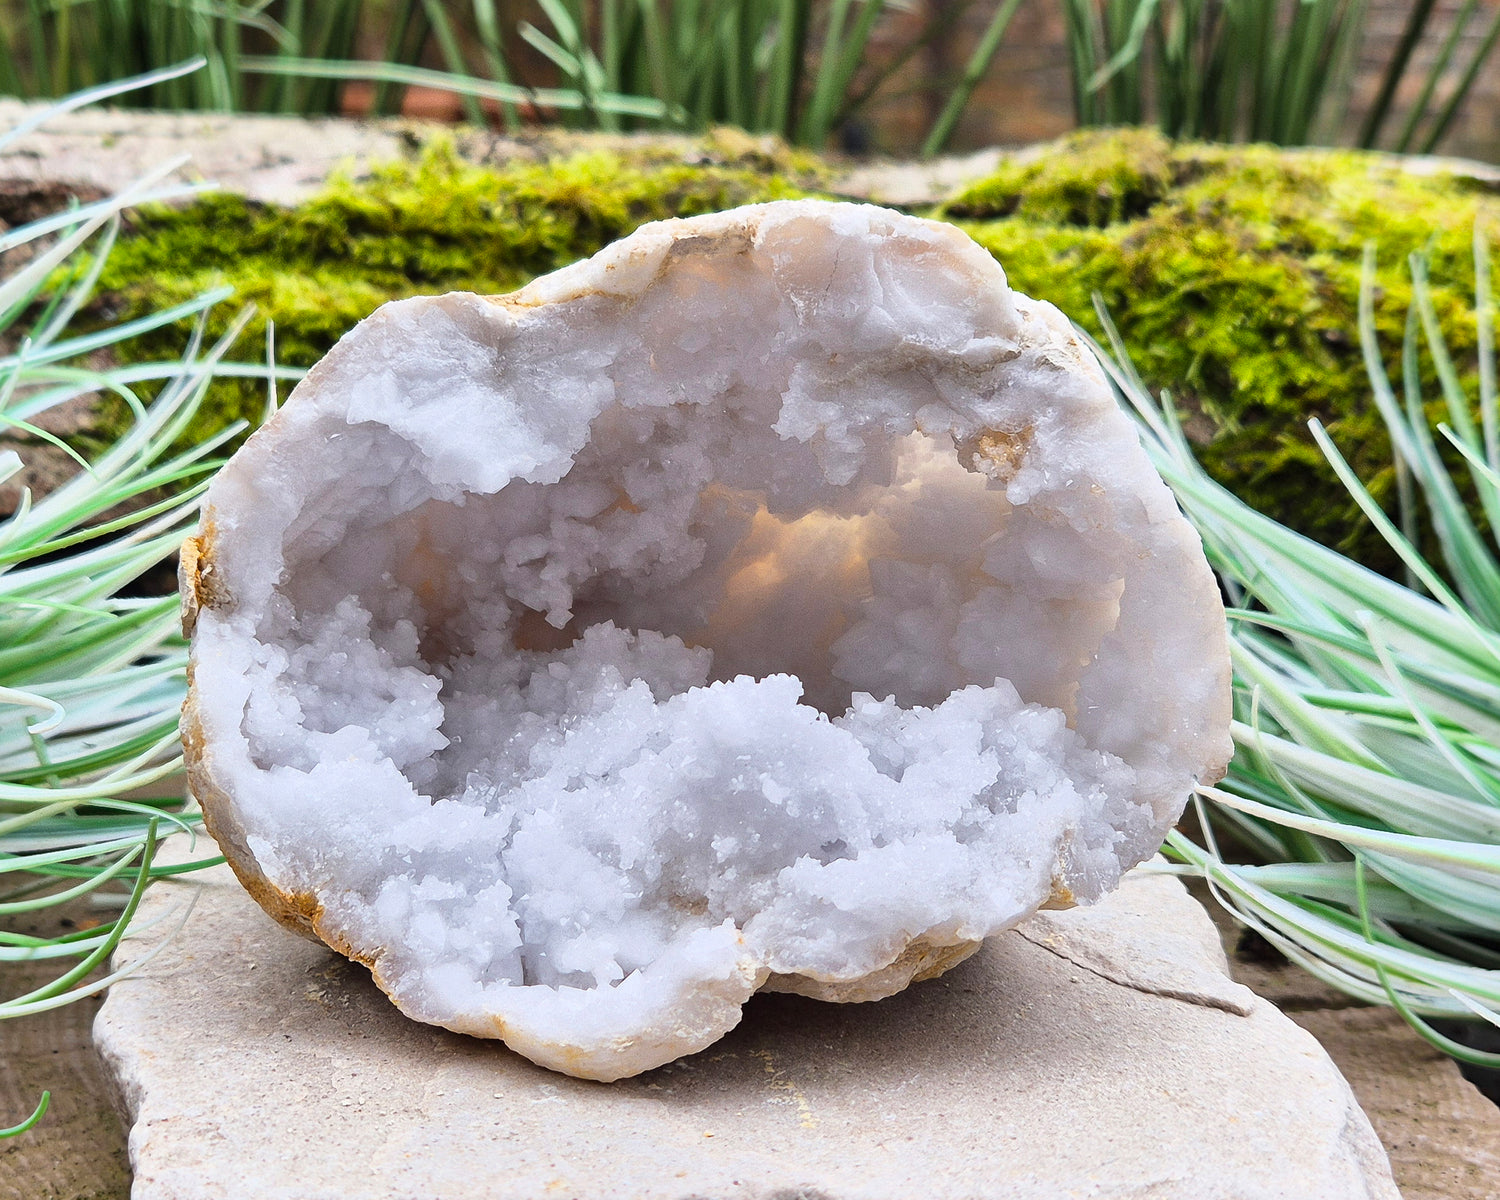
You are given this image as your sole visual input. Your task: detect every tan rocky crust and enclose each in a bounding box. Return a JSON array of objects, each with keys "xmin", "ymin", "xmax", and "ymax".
[
  {"xmin": 181, "ymin": 199, "xmax": 1232, "ymax": 1080},
  {"xmin": 182, "ymin": 529, "xmax": 318, "ymax": 943}
]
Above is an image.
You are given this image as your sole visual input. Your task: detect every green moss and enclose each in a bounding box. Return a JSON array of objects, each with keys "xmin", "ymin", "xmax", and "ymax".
[
  {"xmin": 946, "ymin": 127, "xmax": 1178, "ymax": 227},
  {"xmin": 944, "ymin": 129, "xmax": 1500, "ymax": 567},
  {"xmin": 92, "ymin": 124, "xmax": 1500, "ymax": 570},
  {"xmin": 91, "ymin": 132, "xmax": 826, "ymax": 454}
]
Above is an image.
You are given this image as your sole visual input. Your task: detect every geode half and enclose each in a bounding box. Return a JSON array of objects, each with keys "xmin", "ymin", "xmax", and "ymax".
[{"xmin": 181, "ymin": 200, "xmax": 1232, "ymax": 1080}]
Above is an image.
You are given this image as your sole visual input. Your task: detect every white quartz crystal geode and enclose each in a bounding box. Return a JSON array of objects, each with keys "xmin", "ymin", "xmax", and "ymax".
[{"xmin": 181, "ymin": 200, "xmax": 1232, "ymax": 1081}]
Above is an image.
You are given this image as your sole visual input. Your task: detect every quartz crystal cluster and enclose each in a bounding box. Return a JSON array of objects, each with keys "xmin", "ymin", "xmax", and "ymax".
[{"xmin": 181, "ymin": 200, "xmax": 1232, "ymax": 1080}]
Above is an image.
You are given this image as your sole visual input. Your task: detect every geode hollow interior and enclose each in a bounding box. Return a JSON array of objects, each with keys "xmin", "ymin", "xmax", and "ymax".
[{"xmin": 181, "ymin": 200, "xmax": 1232, "ymax": 1081}]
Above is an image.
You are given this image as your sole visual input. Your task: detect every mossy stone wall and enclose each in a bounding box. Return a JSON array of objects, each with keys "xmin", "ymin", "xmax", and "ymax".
[
  {"xmin": 942, "ymin": 130, "xmax": 1500, "ymax": 568},
  {"xmin": 93, "ymin": 127, "xmax": 1500, "ymax": 568}
]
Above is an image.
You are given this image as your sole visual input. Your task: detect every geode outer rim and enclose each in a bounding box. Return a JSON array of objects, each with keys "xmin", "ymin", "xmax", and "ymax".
[{"xmin": 178, "ymin": 201, "xmax": 1232, "ymax": 1081}]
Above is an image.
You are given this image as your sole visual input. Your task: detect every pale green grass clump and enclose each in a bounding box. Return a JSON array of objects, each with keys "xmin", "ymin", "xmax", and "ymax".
[
  {"xmin": 0, "ymin": 66, "xmax": 298, "ymax": 1135},
  {"xmin": 1105, "ymin": 236, "xmax": 1500, "ymax": 1065}
]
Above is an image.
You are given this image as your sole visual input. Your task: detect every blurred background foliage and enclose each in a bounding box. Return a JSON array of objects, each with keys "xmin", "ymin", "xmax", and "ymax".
[{"xmin": 1, "ymin": 0, "xmax": 1499, "ymax": 157}]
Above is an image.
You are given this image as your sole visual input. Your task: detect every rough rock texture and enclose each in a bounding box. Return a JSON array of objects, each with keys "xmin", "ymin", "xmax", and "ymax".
[
  {"xmin": 16, "ymin": 855, "xmax": 1490, "ymax": 1199},
  {"xmin": 0, "ymin": 97, "xmax": 997, "ymax": 212},
  {"xmin": 92, "ymin": 847, "xmax": 1398, "ymax": 1200},
  {"xmin": 0, "ymin": 100, "xmax": 747, "ymax": 205},
  {"xmin": 181, "ymin": 199, "xmax": 1231, "ymax": 1079}
]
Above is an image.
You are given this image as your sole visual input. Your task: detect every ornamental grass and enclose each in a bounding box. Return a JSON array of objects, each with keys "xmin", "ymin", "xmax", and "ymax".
[
  {"xmin": 0, "ymin": 66, "xmax": 297, "ymax": 1134},
  {"xmin": 1105, "ymin": 235, "xmax": 1500, "ymax": 1066}
]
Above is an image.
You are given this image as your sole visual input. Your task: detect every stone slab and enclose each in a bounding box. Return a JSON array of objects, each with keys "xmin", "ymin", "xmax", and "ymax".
[
  {"xmin": 0, "ymin": 101, "xmax": 448, "ymax": 206},
  {"xmin": 9, "ymin": 101, "xmax": 1495, "ymax": 222},
  {"xmin": 94, "ymin": 841, "xmax": 1398, "ymax": 1200},
  {"xmin": 0, "ymin": 102, "xmax": 832, "ymax": 213},
  {"xmin": 0, "ymin": 101, "xmax": 789, "ymax": 209},
  {"xmin": 0, "ymin": 99, "xmax": 1002, "ymax": 216}
]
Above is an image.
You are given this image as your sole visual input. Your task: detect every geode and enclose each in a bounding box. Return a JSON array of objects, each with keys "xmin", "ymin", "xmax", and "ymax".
[{"xmin": 181, "ymin": 199, "xmax": 1232, "ymax": 1081}]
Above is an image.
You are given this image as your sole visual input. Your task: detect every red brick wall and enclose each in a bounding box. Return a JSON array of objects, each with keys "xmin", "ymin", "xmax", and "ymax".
[
  {"xmin": 905, "ymin": 0, "xmax": 1500, "ymax": 160},
  {"xmin": 345, "ymin": 1, "xmax": 1500, "ymax": 162}
]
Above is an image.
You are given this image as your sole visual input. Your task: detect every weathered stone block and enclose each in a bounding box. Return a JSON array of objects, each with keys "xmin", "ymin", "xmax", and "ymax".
[{"xmin": 95, "ymin": 849, "xmax": 1399, "ymax": 1200}]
